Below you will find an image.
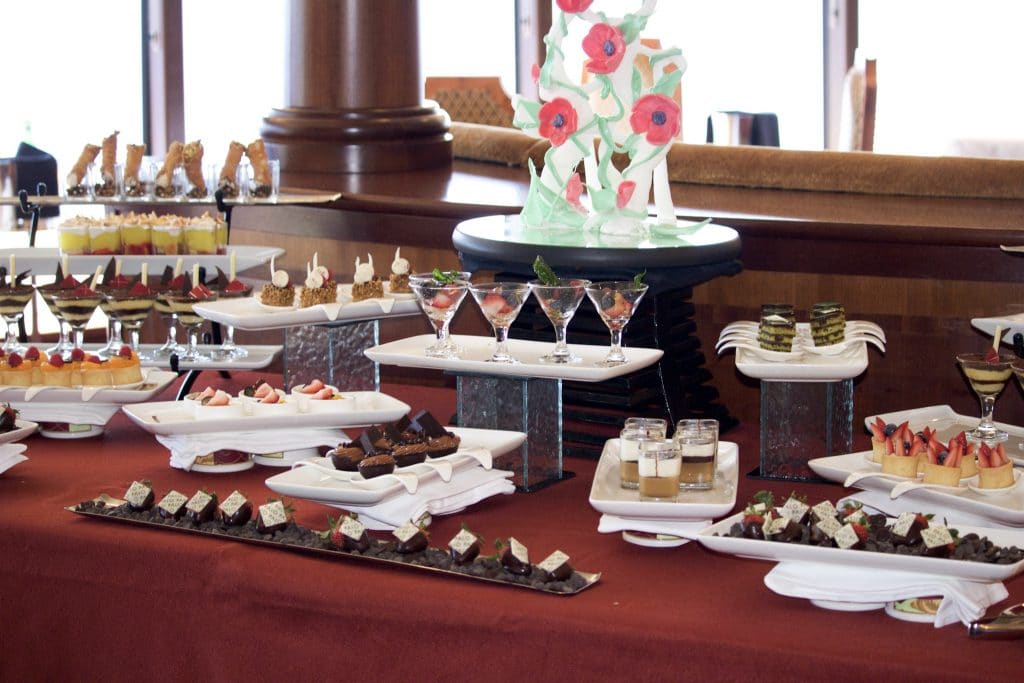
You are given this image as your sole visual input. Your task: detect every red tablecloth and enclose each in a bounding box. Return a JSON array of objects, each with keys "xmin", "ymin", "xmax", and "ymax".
[{"xmin": 0, "ymin": 374, "xmax": 1020, "ymax": 681}]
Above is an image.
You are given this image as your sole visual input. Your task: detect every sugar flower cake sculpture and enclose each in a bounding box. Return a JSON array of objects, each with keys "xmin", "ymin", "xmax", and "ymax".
[{"xmin": 514, "ymin": 0, "xmax": 685, "ymax": 235}]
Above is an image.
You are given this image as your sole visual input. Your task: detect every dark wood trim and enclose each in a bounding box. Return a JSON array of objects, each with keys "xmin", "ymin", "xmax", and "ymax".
[{"xmin": 144, "ymin": 0, "xmax": 185, "ymax": 156}]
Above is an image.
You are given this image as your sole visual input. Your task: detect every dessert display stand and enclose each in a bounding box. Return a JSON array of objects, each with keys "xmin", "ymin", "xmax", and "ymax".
[
  {"xmin": 284, "ymin": 321, "xmax": 380, "ymax": 393},
  {"xmin": 733, "ymin": 344, "xmax": 870, "ymax": 481},
  {"xmin": 365, "ymin": 335, "xmax": 664, "ymax": 491},
  {"xmin": 452, "ymin": 214, "xmax": 743, "ymax": 459}
]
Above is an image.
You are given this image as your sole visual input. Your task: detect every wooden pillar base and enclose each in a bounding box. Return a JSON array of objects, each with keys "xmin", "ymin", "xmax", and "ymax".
[{"xmin": 261, "ymin": 103, "xmax": 452, "ymax": 174}]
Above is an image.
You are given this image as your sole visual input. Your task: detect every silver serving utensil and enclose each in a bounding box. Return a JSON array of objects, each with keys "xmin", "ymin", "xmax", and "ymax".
[{"xmin": 969, "ymin": 603, "xmax": 1024, "ymax": 639}]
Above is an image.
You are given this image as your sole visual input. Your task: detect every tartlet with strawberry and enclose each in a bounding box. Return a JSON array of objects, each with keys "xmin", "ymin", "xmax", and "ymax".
[{"xmin": 976, "ymin": 442, "xmax": 1016, "ymax": 489}]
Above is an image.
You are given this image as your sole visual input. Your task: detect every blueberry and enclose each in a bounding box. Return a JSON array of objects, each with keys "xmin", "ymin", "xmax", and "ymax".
[{"xmin": 883, "ymin": 423, "xmax": 898, "ymax": 437}]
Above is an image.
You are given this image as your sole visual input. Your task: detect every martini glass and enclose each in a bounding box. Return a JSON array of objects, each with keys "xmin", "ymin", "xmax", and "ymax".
[
  {"xmin": 529, "ymin": 278, "xmax": 590, "ymax": 363},
  {"xmin": 52, "ymin": 287, "xmax": 104, "ymax": 353},
  {"xmin": 956, "ymin": 352, "xmax": 1014, "ymax": 443},
  {"xmin": 152, "ymin": 290, "xmax": 186, "ymax": 359},
  {"xmin": 95, "ymin": 292, "xmax": 125, "ymax": 359},
  {"xmin": 409, "ymin": 274, "xmax": 470, "ymax": 358},
  {"xmin": 469, "ymin": 282, "xmax": 530, "ymax": 363},
  {"xmin": 213, "ymin": 281, "xmax": 253, "ymax": 360},
  {"xmin": 585, "ymin": 281, "xmax": 649, "ymax": 367},
  {"xmin": 0, "ymin": 285, "xmax": 33, "ymax": 354},
  {"xmin": 104, "ymin": 289, "xmax": 157, "ymax": 360},
  {"xmin": 164, "ymin": 291, "xmax": 218, "ymax": 363},
  {"xmin": 36, "ymin": 283, "xmax": 76, "ymax": 357}
]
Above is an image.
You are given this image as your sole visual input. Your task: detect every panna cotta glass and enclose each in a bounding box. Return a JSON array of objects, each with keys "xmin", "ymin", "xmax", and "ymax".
[
  {"xmin": 956, "ymin": 352, "xmax": 1014, "ymax": 443},
  {"xmin": 674, "ymin": 418, "xmax": 719, "ymax": 490},
  {"xmin": 638, "ymin": 439, "xmax": 681, "ymax": 501}
]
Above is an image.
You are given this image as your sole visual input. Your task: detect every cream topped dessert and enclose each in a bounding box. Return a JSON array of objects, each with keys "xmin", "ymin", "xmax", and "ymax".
[{"xmin": 389, "ymin": 247, "xmax": 412, "ymax": 293}]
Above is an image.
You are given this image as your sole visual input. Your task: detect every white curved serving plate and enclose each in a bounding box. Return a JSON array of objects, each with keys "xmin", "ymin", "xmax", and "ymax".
[
  {"xmin": 265, "ymin": 426, "xmax": 525, "ymax": 506},
  {"xmin": 121, "ymin": 391, "xmax": 411, "ymax": 436},
  {"xmin": 5, "ymin": 245, "xmax": 283, "ymax": 275},
  {"xmin": 193, "ymin": 289, "xmax": 420, "ymax": 330},
  {"xmin": 809, "ymin": 450, "xmax": 1024, "ymax": 526},
  {"xmin": 0, "ymin": 370, "xmax": 177, "ymax": 404},
  {"xmin": 698, "ymin": 512, "xmax": 1024, "ymax": 582},
  {"xmin": 588, "ymin": 439, "xmax": 738, "ymax": 520},
  {"xmin": 365, "ymin": 335, "xmax": 663, "ymax": 383},
  {"xmin": 0, "ymin": 419, "xmax": 38, "ymax": 444}
]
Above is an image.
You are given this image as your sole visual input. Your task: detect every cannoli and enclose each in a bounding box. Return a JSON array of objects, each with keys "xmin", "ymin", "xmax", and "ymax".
[
  {"xmin": 94, "ymin": 131, "xmax": 119, "ymax": 196},
  {"xmin": 124, "ymin": 143, "xmax": 147, "ymax": 196},
  {"xmin": 218, "ymin": 141, "xmax": 245, "ymax": 197},
  {"xmin": 66, "ymin": 143, "xmax": 101, "ymax": 195},
  {"xmin": 154, "ymin": 141, "xmax": 184, "ymax": 197},
  {"xmin": 245, "ymin": 138, "xmax": 272, "ymax": 197},
  {"xmin": 182, "ymin": 140, "xmax": 206, "ymax": 198}
]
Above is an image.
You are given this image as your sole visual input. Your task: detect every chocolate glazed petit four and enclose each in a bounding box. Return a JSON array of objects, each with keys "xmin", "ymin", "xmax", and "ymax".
[
  {"xmin": 185, "ymin": 490, "xmax": 219, "ymax": 524},
  {"xmin": 157, "ymin": 490, "xmax": 189, "ymax": 520}
]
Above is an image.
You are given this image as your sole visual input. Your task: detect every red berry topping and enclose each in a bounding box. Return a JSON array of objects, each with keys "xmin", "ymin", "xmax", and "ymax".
[
  {"xmin": 70, "ymin": 347, "xmax": 86, "ymax": 362},
  {"xmin": 118, "ymin": 346, "xmax": 133, "ymax": 359},
  {"xmin": 86, "ymin": 354, "xmax": 102, "ymax": 364},
  {"xmin": 224, "ymin": 279, "xmax": 248, "ymax": 293},
  {"xmin": 24, "ymin": 346, "xmax": 40, "ymax": 361},
  {"xmin": 128, "ymin": 282, "xmax": 152, "ymax": 296},
  {"xmin": 59, "ymin": 275, "xmax": 80, "ymax": 288},
  {"xmin": 48, "ymin": 354, "xmax": 65, "ymax": 368},
  {"xmin": 8, "ymin": 353, "xmax": 23, "ymax": 368},
  {"xmin": 983, "ymin": 347, "xmax": 1000, "ymax": 363}
]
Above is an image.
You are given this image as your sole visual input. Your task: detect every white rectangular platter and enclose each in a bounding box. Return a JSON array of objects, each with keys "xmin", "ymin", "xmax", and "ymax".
[
  {"xmin": 867, "ymin": 405, "xmax": 1024, "ymax": 466},
  {"xmin": 265, "ymin": 426, "xmax": 525, "ymax": 506},
  {"xmin": 0, "ymin": 369, "xmax": 177, "ymax": 403},
  {"xmin": 193, "ymin": 286, "xmax": 419, "ymax": 331},
  {"xmin": 698, "ymin": 512, "xmax": 1024, "ymax": 582},
  {"xmin": 735, "ymin": 340, "xmax": 868, "ymax": 381},
  {"xmin": 5, "ymin": 245, "xmax": 283, "ymax": 276},
  {"xmin": 588, "ymin": 439, "xmax": 738, "ymax": 520},
  {"xmin": 365, "ymin": 334, "xmax": 664, "ymax": 382},
  {"xmin": 808, "ymin": 450, "xmax": 1024, "ymax": 526},
  {"xmin": 121, "ymin": 391, "xmax": 410, "ymax": 436}
]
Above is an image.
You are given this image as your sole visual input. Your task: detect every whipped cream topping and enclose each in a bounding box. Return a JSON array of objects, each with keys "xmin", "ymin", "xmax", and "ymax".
[
  {"xmin": 272, "ymin": 270, "xmax": 290, "ymax": 288},
  {"xmin": 305, "ymin": 270, "xmax": 324, "ymax": 289},
  {"xmin": 391, "ymin": 247, "xmax": 409, "ymax": 275},
  {"xmin": 353, "ymin": 254, "xmax": 375, "ymax": 284}
]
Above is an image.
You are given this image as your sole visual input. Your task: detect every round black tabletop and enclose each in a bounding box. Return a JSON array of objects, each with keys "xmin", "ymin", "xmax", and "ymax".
[{"xmin": 453, "ymin": 214, "xmax": 743, "ymax": 290}]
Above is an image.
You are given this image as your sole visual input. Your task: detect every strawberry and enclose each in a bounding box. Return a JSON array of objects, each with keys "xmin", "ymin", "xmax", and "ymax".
[
  {"xmin": 479, "ymin": 292, "xmax": 510, "ymax": 318},
  {"xmin": 977, "ymin": 443, "xmax": 992, "ymax": 468},
  {"xmin": 741, "ymin": 512, "xmax": 765, "ymax": 526},
  {"xmin": 603, "ymin": 291, "xmax": 633, "ymax": 318},
  {"xmin": 993, "ymin": 443, "xmax": 1009, "ymax": 467},
  {"xmin": 260, "ymin": 390, "xmax": 281, "ymax": 404},
  {"xmin": 70, "ymin": 347, "xmax": 86, "ymax": 362},
  {"xmin": 914, "ymin": 513, "xmax": 931, "ymax": 528},
  {"xmin": 254, "ymin": 382, "xmax": 274, "ymax": 399},
  {"xmin": 302, "ymin": 379, "xmax": 325, "ymax": 394},
  {"xmin": 23, "ymin": 346, "xmax": 40, "ymax": 362},
  {"xmin": 850, "ymin": 522, "xmax": 869, "ymax": 543},
  {"xmin": 984, "ymin": 347, "xmax": 1001, "ymax": 363},
  {"xmin": 430, "ymin": 291, "xmax": 454, "ymax": 310},
  {"xmin": 118, "ymin": 345, "xmax": 134, "ymax": 359},
  {"xmin": 7, "ymin": 353, "xmax": 23, "ymax": 368},
  {"xmin": 312, "ymin": 388, "xmax": 335, "ymax": 400},
  {"xmin": 0, "ymin": 403, "xmax": 18, "ymax": 431},
  {"xmin": 868, "ymin": 417, "xmax": 886, "ymax": 441}
]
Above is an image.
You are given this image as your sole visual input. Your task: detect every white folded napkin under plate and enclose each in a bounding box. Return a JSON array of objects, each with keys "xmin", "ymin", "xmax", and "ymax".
[
  {"xmin": 0, "ymin": 444, "xmax": 28, "ymax": 476},
  {"xmin": 597, "ymin": 514, "xmax": 711, "ymax": 544},
  {"xmin": 11, "ymin": 402, "xmax": 120, "ymax": 427},
  {"xmin": 158, "ymin": 428, "xmax": 346, "ymax": 471},
  {"xmin": 764, "ymin": 560, "xmax": 1008, "ymax": 627},
  {"xmin": 326, "ymin": 466, "xmax": 515, "ymax": 530}
]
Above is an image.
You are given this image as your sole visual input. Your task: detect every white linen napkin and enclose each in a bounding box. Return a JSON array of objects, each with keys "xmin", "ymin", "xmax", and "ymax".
[
  {"xmin": 158, "ymin": 428, "xmax": 346, "ymax": 471},
  {"xmin": 597, "ymin": 514, "xmax": 711, "ymax": 544},
  {"xmin": 325, "ymin": 466, "xmax": 515, "ymax": 530},
  {"xmin": 764, "ymin": 560, "xmax": 1008, "ymax": 627},
  {"xmin": 0, "ymin": 444, "xmax": 28, "ymax": 475},
  {"xmin": 837, "ymin": 492, "xmax": 1016, "ymax": 529},
  {"xmin": 11, "ymin": 402, "xmax": 119, "ymax": 427}
]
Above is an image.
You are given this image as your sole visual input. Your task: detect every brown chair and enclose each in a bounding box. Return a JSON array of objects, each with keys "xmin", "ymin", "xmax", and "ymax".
[
  {"xmin": 424, "ymin": 76, "xmax": 516, "ymax": 128},
  {"xmin": 838, "ymin": 58, "xmax": 877, "ymax": 151}
]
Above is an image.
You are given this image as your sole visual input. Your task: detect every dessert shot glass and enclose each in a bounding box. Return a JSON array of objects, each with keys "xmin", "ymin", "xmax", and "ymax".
[
  {"xmin": 638, "ymin": 439, "xmax": 681, "ymax": 501},
  {"xmin": 674, "ymin": 418, "xmax": 719, "ymax": 490},
  {"xmin": 618, "ymin": 418, "xmax": 667, "ymax": 490}
]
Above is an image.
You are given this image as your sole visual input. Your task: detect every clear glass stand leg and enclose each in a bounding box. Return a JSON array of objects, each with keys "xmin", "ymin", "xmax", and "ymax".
[
  {"xmin": 284, "ymin": 320, "xmax": 380, "ymax": 392},
  {"xmin": 457, "ymin": 375, "xmax": 563, "ymax": 491}
]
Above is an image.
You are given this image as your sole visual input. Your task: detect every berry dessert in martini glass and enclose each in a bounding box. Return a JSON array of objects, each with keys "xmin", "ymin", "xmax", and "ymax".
[
  {"xmin": 104, "ymin": 263, "xmax": 157, "ymax": 361},
  {"xmin": 469, "ymin": 282, "xmax": 531, "ymax": 363},
  {"xmin": 585, "ymin": 275, "xmax": 649, "ymax": 367},
  {"xmin": 409, "ymin": 270, "xmax": 471, "ymax": 359},
  {"xmin": 0, "ymin": 258, "xmax": 33, "ymax": 355},
  {"xmin": 52, "ymin": 267, "xmax": 105, "ymax": 354},
  {"xmin": 164, "ymin": 268, "xmax": 218, "ymax": 363},
  {"xmin": 528, "ymin": 256, "xmax": 589, "ymax": 364},
  {"xmin": 956, "ymin": 327, "xmax": 1014, "ymax": 444},
  {"xmin": 213, "ymin": 252, "xmax": 253, "ymax": 359}
]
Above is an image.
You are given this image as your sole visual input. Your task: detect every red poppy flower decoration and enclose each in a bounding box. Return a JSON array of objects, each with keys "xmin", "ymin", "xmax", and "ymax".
[
  {"xmin": 531, "ymin": 63, "xmax": 541, "ymax": 84},
  {"xmin": 629, "ymin": 94, "xmax": 681, "ymax": 145},
  {"xmin": 565, "ymin": 173, "xmax": 585, "ymax": 210},
  {"xmin": 557, "ymin": 0, "xmax": 593, "ymax": 12},
  {"xmin": 616, "ymin": 181, "xmax": 636, "ymax": 209},
  {"xmin": 538, "ymin": 98, "xmax": 579, "ymax": 147},
  {"xmin": 583, "ymin": 23, "xmax": 626, "ymax": 75}
]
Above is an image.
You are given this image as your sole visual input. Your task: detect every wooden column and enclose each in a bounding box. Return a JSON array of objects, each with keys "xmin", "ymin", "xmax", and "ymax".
[{"xmin": 261, "ymin": 0, "xmax": 451, "ymax": 174}]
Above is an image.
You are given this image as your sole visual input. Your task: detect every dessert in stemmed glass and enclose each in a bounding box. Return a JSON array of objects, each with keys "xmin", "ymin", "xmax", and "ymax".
[
  {"xmin": 957, "ymin": 345, "xmax": 1014, "ymax": 443},
  {"xmin": 469, "ymin": 282, "xmax": 531, "ymax": 363},
  {"xmin": 35, "ymin": 263, "xmax": 79, "ymax": 357},
  {"xmin": 0, "ymin": 263, "xmax": 33, "ymax": 355},
  {"xmin": 408, "ymin": 271, "xmax": 471, "ymax": 359},
  {"xmin": 529, "ymin": 277, "xmax": 590, "ymax": 363},
  {"xmin": 152, "ymin": 264, "xmax": 187, "ymax": 359},
  {"xmin": 104, "ymin": 265, "xmax": 157, "ymax": 361},
  {"xmin": 52, "ymin": 269, "xmax": 105, "ymax": 353},
  {"xmin": 213, "ymin": 256, "xmax": 253, "ymax": 359},
  {"xmin": 164, "ymin": 276, "xmax": 218, "ymax": 363},
  {"xmin": 585, "ymin": 279, "xmax": 648, "ymax": 367}
]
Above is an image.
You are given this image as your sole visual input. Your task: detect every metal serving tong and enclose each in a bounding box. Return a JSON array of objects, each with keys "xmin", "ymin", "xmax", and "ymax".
[{"xmin": 969, "ymin": 603, "xmax": 1024, "ymax": 639}]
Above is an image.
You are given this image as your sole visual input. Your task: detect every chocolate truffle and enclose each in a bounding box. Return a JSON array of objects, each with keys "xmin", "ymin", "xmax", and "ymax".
[
  {"xmin": 184, "ymin": 490, "xmax": 218, "ymax": 524},
  {"xmin": 393, "ymin": 521, "xmax": 429, "ymax": 554},
  {"xmin": 157, "ymin": 490, "xmax": 189, "ymax": 520},
  {"xmin": 256, "ymin": 500, "xmax": 289, "ymax": 534},
  {"xmin": 218, "ymin": 490, "xmax": 252, "ymax": 526},
  {"xmin": 448, "ymin": 528, "xmax": 481, "ymax": 564}
]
